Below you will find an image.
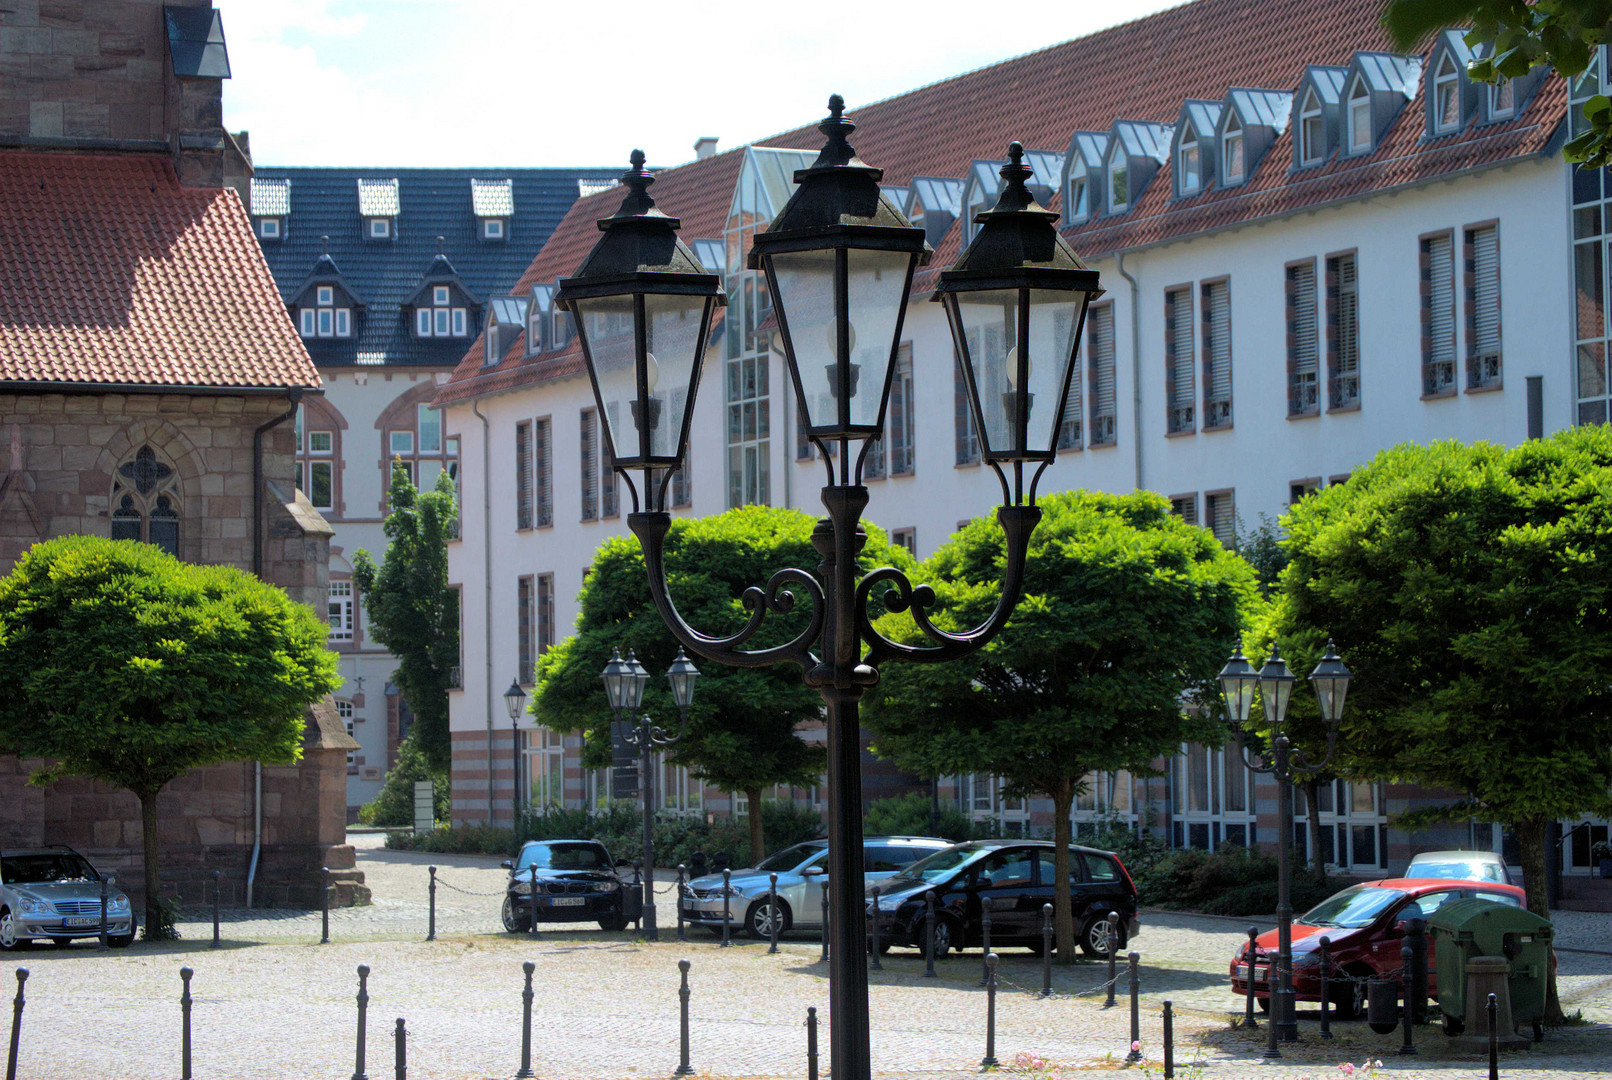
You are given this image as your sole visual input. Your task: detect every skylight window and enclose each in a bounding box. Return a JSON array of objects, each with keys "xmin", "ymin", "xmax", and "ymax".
[
  {"xmin": 1222, "ymin": 115, "xmax": 1245, "ymax": 183},
  {"xmin": 1299, "ymin": 89, "xmax": 1326, "ymax": 165},
  {"xmin": 1433, "ymin": 53, "xmax": 1461, "ymax": 132},
  {"xmin": 1347, "ymin": 78, "xmax": 1373, "ymax": 152},
  {"xmin": 1108, "ymin": 157, "xmax": 1128, "ymax": 212},
  {"xmin": 1179, "ymin": 132, "xmax": 1201, "ymax": 194}
]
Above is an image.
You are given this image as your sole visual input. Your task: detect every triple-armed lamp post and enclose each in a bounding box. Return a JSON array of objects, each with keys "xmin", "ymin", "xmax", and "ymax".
[
  {"xmin": 601, "ymin": 646, "xmax": 700, "ymax": 942},
  {"xmin": 1219, "ymin": 641, "xmax": 1352, "ymax": 1057},
  {"xmin": 555, "ymin": 96, "xmax": 1103, "ymax": 1080}
]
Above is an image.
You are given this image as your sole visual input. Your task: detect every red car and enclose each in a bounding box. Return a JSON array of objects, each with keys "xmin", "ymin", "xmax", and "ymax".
[{"xmin": 1229, "ymin": 878, "xmax": 1526, "ymax": 1018}]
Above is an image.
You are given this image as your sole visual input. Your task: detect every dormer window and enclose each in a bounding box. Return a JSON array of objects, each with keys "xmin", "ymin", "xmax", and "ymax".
[
  {"xmin": 1222, "ymin": 115, "xmax": 1245, "ymax": 183},
  {"xmin": 368, "ymin": 218, "xmax": 391, "ymax": 239},
  {"xmin": 471, "ymin": 178, "xmax": 514, "ymax": 243},
  {"xmin": 1491, "ymin": 77, "xmax": 1514, "ymax": 118},
  {"xmin": 416, "ymin": 284, "xmax": 467, "ymax": 338},
  {"xmin": 1178, "ymin": 132, "xmax": 1201, "ymax": 195},
  {"xmin": 357, "ymin": 178, "xmax": 400, "ymax": 240},
  {"xmin": 1108, "ymin": 157, "xmax": 1128, "ymax": 213},
  {"xmin": 1067, "ymin": 162, "xmax": 1089, "ymax": 221},
  {"xmin": 299, "ymin": 284, "xmax": 352, "ymax": 339},
  {"xmin": 1299, "ymin": 88, "xmax": 1326, "ymax": 165},
  {"xmin": 482, "ymin": 219, "xmax": 505, "ymax": 240},
  {"xmin": 1347, "ymin": 78, "xmax": 1372, "ymax": 152},
  {"xmin": 1433, "ymin": 52, "xmax": 1461, "ymax": 132},
  {"xmin": 259, "ymin": 218, "xmax": 282, "ymax": 240}
]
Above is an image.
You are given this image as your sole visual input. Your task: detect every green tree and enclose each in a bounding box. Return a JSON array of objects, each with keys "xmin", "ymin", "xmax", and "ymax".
[
  {"xmin": 353, "ymin": 461, "xmax": 459, "ymax": 774},
  {"xmin": 0, "ymin": 536, "xmax": 338, "ymax": 938},
  {"xmin": 535, "ymin": 505, "xmax": 912, "ymax": 862},
  {"xmin": 1384, "ymin": 0, "xmax": 1612, "ymax": 164},
  {"xmin": 864, "ymin": 491, "xmax": 1259, "ymax": 960},
  {"xmin": 1274, "ymin": 430, "xmax": 1612, "ymax": 1019}
]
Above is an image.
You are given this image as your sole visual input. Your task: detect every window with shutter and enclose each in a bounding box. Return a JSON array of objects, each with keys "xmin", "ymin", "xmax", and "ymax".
[
  {"xmin": 537, "ymin": 574, "xmax": 555, "ymax": 655},
  {"xmin": 517, "ymin": 576, "xmax": 534, "ymax": 683},
  {"xmin": 954, "ymin": 356, "xmax": 980, "ymax": 465},
  {"xmin": 1326, "ymin": 253, "xmax": 1360, "ymax": 409},
  {"xmin": 601, "ymin": 403, "xmax": 619, "ymax": 518},
  {"xmin": 515, "ymin": 421, "xmax": 533, "ymax": 530},
  {"xmin": 1056, "ymin": 306, "xmax": 1083, "ymax": 450},
  {"xmin": 1201, "ymin": 280, "xmax": 1232, "ymax": 429},
  {"xmin": 890, "ymin": 347, "xmax": 915, "ymax": 476},
  {"xmin": 1166, "ymin": 288, "xmax": 1195, "ymax": 434},
  {"xmin": 1466, "ymin": 224, "xmax": 1501, "ymax": 389},
  {"xmin": 1170, "ymin": 494, "xmax": 1198, "ymax": 524},
  {"xmin": 1287, "ymin": 262, "xmax": 1320, "ymax": 416},
  {"xmin": 534, "ymin": 418, "xmax": 552, "ymax": 527},
  {"xmin": 580, "ymin": 409, "xmax": 598, "ymax": 521},
  {"xmin": 1088, "ymin": 305, "xmax": 1117, "ymax": 446},
  {"xmin": 1422, "ymin": 233, "xmax": 1456, "ymax": 396},
  {"xmin": 1204, "ymin": 490, "xmax": 1236, "ymax": 548}
]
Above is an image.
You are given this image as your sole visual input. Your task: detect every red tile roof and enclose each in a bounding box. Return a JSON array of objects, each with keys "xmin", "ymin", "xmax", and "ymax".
[
  {"xmin": 0, "ymin": 150, "xmax": 320, "ymax": 392},
  {"xmin": 438, "ymin": 0, "xmax": 1562, "ymax": 404}
]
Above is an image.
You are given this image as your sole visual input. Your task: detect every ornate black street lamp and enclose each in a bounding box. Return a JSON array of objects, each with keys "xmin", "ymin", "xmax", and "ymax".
[
  {"xmin": 1220, "ymin": 641, "xmax": 1352, "ymax": 1055},
  {"xmin": 504, "ymin": 678, "xmax": 527, "ymax": 822},
  {"xmin": 601, "ymin": 647, "xmax": 699, "ymax": 942},
  {"xmin": 560, "ymin": 100, "xmax": 1101, "ymax": 1080}
]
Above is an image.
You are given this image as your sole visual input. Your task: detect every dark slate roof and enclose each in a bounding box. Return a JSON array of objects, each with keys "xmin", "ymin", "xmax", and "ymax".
[{"xmin": 254, "ymin": 166, "xmax": 616, "ymax": 368}]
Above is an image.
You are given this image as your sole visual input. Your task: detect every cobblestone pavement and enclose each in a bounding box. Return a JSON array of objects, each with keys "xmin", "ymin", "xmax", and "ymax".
[{"xmin": 6, "ymin": 835, "xmax": 1607, "ymax": 1080}]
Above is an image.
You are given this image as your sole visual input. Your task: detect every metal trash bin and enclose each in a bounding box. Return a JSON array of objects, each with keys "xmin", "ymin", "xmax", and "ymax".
[{"xmin": 1427, "ymin": 897, "xmax": 1553, "ymax": 1038}]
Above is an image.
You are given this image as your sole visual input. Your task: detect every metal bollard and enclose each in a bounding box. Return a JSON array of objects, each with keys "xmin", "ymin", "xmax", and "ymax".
[
  {"xmin": 633, "ymin": 861, "xmax": 644, "ymax": 932},
  {"xmin": 529, "ymin": 865, "xmax": 539, "ymax": 941},
  {"xmin": 322, "ymin": 866, "xmax": 332, "ymax": 944},
  {"xmin": 981, "ymin": 953, "xmax": 1000, "ymax": 1069},
  {"xmin": 353, "ymin": 964, "xmax": 371, "ymax": 1080},
  {"xmin": 1162, "ymin": 999, "xmax": 1175, "ymax": 1079},
  {"xmin": 1105, "ymin": 910, "xmax": 1119, "ymax": 1007},
  {"xmin": 1127, "ymin": 952, "xmax": 1142, "ymax": 1062},
  {"xmin": 1242, "ymin": 926, "xmax": 1259, "ymax": 1029},
  {"xmin": 806, "ymin": 1005, "xmax": 819, "ymax": 1080},
  {"xmin": 676, "ymin": 865, "xmax": 687, "ymax": 942},
  {"xmin": 516, "ymin": 961, "xmax": 535, "ymax": 1079},
  {"xmin": 922, "ymin": 890, "xmax": 937, "ymax": 978},
  {"xmin": 1318, "ymin": 936, "xmax": 1333, "ymax": 1040},
  {"xmin": 100, "ymin": 874, "xmax": 109, "ymax": 950},
  {"xmin": 1040, "ymin": 903, "xmax": 1053, "ymax": 997},
  {"xmin": 212, "ymin": 869, "xmax": 222, "ymax": 948},
  {"xmin": 394, "ymin": 1018, "xmax": 407, "ymax": 1080},
  {"xmin": 768, "ymin": 872, "xmax": 780, "ymax": 955},
  {"xmin": 1398, "ymin": 938, "xmax": 1417, "ymax": 1056},
  {"xmin": 675, "ymin": 959, "xmax": 694, "ymax": 1076},
  {"xmin": 721, "ymin": 869, "xmax": 732, "ymax": 948},
  {"xmin": 1487, "ymin": 992, "xmax": 1499, "ymax": 1080},
  {"xmin": 979, "ymin": 897, "xmax": 992, "ymax": 986},
  {"xmin": 818, "ymin": 883, "xmax": 829, "ymax": 964},
  {"xmin": 1407, "ymin": 917, "xmax": 1429, "ymax": 1025},
  {"xmin": 426, "ymin": 867, "xmax": 436, "ymax": 942},
  {"xmin": 180, "ymin": 966, "xmax": 194, "ymax": 1080},
  {"xmin": 6, "ymin": 969, "xmax": 26, "ymax": 1080},
  {"xmin": 868, "ymin": 886, "xmax": 882, "ymax": 971}
]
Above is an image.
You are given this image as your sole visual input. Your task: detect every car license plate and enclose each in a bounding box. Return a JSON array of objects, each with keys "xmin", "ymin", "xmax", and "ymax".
[
  {"xmin": 547, "ymin": 897, "xmax": 585, "ymax": 907},
  {"xmin": 1237, "ymin": 963, "xmax": 1268, "ymax": 981},
  {"xmin": 64, "ymin": 917, "xmax": 99, "ymax": 927}
]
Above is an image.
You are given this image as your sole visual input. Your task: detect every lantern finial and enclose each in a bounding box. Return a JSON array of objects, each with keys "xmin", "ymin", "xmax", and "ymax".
[
  {"xmin": 811, "ymin": 93, "xmax": 861, "ymax": 171},
  {"xmin": 607, "ymin": 150, "xmax": 659, "ymax": 223},
  {"xmin": 994, "ymin": 142, "xmax": 1037, "ymax": 214}
]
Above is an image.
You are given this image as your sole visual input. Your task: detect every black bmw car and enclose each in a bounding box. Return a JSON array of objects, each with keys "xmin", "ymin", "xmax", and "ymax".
[
  {"xmin": 501, "ymin": 839, "xmax": 634, "ymax": 932},
  {"xmin": 868, "ymin": 839, "xmax": 1139, "ymax": 959}
]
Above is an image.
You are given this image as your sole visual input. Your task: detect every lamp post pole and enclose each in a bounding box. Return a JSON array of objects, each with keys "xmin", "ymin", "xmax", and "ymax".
[
  {"xmin": 558, "ymin": 102, "xmax": 1101, "ymax": 1080},
  {"xmin": 503, "ymin": 680, "xmax": 528, "ymax": 827}
]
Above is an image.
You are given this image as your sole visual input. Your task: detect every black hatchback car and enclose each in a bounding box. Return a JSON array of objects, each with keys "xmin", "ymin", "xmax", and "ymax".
[
  {"xmin": 501, "ymin": 839, "xmax": 634, "ymax": 932},
  {"xmin": 868, "ymin": 839, "xmax": 1139, "ymax": 959}
]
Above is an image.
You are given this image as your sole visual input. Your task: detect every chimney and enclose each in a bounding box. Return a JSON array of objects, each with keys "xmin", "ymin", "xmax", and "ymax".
[{"xmin": 693, "ymin": 136, "xmax": 719, "ymax": 161}]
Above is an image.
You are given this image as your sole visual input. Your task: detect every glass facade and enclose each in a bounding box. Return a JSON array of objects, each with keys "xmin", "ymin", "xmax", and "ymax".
[{"xmin": 1572, "ymin": 53, "xmax": 1612, "ymax": 424}]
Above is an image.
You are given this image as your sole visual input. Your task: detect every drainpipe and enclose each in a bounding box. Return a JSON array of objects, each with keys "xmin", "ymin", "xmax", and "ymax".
[
  {"xmin": 472, "ymin": 399, "xmax": 495, "ymax": 825},
  {"xmin": 1115, "ymin": 251, "xmax": 1144, "ymax": 492},
  {"xmin": 247, "ymin": 388, "xmax": 303, "ymax": 909}
]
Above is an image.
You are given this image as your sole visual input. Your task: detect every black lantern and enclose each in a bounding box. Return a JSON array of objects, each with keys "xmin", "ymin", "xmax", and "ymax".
[
  {"xmin": 935, "ymin": 143, "xmax": 1102, "ymax": 468},
  {"xmin": 1257, "ymin": 646, "xmax": 1297, "ymax": 727},
  {"xmin": 1218, "ymin": 645, "xmax": 1260, "ymax": 726},
  {"xmin": 666, "ymin": 648, "xmax": 701, "ymax": 712},
  {"xmin": 503, "ymin": 678, "xmax": 527, "ymax": 722},
  {"xmin": 599, "ymin": 648, "xmax": 650, "ymax": 715},
  {"xmin": 556, "ymin": 151, "xmax": 725, "ymax": 502},
  {"xmin": 1309, "ymin": 639, "xmax": 1352, "ymax": 724},
  {"xmin": 748, "ymin": 95, "xmax": 931, "ymax": 457}
]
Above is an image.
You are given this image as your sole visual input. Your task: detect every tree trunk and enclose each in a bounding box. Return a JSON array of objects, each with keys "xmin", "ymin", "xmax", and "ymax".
[
  {"xmin": 1302, "ymin": 778, "xmax": 1328, "ymax": 882},
  {"xmin": 137, "ymin": 786, "xmax": 163, "ymax": 940},
  {"xmin": 747, "ymin": 786, "xmax": 765, "ymax": 864},
  {"xmin": 1513, "ymin": 816, "xmax": 1566, "ymax": 1024},
  {"xmin": 1049, "ymin": 779, "xmax": 1078, "ymax": 964}
]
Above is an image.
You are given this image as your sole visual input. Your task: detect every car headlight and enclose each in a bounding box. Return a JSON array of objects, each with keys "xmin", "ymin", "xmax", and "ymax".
[
  {"xmin": 598, "ymin": 881, "xmax": 618, "ymax": 893},
  {"xmin": 512, "ymin": 882, "xmax": 532, "ymax": 896},
  {"xmin": 108, "ymin": 895, "xmax": 130, "ymax": 914},
  {"xmin": 18, "ymin": 898, "xmax": 51, "ymax": 916},
  {"xmin": 1292, "ymin": 950, "xmax": 1322, "ymax": 968}
]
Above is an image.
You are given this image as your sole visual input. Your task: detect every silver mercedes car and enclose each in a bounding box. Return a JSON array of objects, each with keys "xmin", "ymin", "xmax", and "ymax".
[
  {"xmin": 681, "ymin": 835, "xmax": 951, "ymax": 939},
  {"xmin": 0, "ymin": 847, "xmax": 134, "ymax": 949}
]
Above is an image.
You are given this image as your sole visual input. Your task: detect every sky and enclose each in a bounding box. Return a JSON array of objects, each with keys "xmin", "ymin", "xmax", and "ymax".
[{"xmin": 222, "ymin": 0, "xmax": 1188, "ymax": 172}]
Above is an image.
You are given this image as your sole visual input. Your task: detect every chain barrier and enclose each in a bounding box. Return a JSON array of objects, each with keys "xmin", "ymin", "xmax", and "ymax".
[
  {"xmin": 992, "ymin": 965, "xmax": 1126, "ymax": 1000},
  {"xmin": 430, "ymin": 873, "xmax": 508, "ymax": 898}
]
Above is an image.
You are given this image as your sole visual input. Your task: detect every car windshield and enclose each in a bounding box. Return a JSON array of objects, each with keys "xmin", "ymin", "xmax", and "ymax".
[
  {"xmin": 885, "ymin": 846, "xmax": 984, "ymax": 887},
  {"xmin": 1300, "ymin": 886, "xmax": 1405, "ymax": 929},
  {"xmin": 515, "ymin": 843, "xmax": 610, "ymax": 871},
  {"xmin": 1411, "ymin": 861, "xmax": 1505, "ymax": 883},
  {"xmin": 754, "ymin": 842, "xmax": 825, "ymax": 873},
  {"xmin": 1, "ymin": 854, "xmax": 98, "ymax": 885}
]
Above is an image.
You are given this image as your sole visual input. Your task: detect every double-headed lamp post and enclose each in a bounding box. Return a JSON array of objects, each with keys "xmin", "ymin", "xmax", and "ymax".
[
  {"xmin": 504, "ymin": 679, "xmax": 528, "ymax": 821},
  {"xmin": 555, "ymin": 96, "xmax": 1101, "ymax": 1080},
  {"xmin": 1219, "ymin": 640, "xmax": 1352, "ymax": 1056},
  {"xmin": 601, "ymin": 646, "xmax": 700, "ymax": 942}
]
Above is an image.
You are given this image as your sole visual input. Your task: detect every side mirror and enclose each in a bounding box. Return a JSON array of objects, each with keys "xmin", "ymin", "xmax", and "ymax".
[
  {"xmin": 615, "ymin": 859, "xmax": 635, "ymax": 869},
  {"xmin": 802, "ymin": 866, "xmax": 825, "ymax": 877},
  {"xmin": 1392, "ymin": 919, "xmax": 1410, "ymax": 936},
  {"xmin": 500, "ymin": 860, "xmax": 513, "ymax": 870}
]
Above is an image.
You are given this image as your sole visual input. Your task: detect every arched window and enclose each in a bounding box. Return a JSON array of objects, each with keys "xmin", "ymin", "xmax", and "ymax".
[
  {"xmin": 1108, "ymin": 155, "xmax": 1129, "ymax": 212},
  {"xmin": 1222, "ymin": 114, "xmax": 1245, "ymax": 183},
  {"xmin": 109, "ymin": 445, "xmax": 182, "ymax": 556},
  {"xmin": 1347, "ymin": 78, "xmax": 1373, "ymax": 152},
  {"xmin": 1433, "ymin": 52, "xmax": 1461, "ymax": 132},
  {"xmin": 1178, "ymin": 131, "xmax": 1201, "ymax": 194},
  {"xmin": 1066, "ymin": 162, "xmax": 1089, "ymax": 221},
  {"xmin": 1299, "ymin": 88, "xmax": 1326, "ymax": 165}
]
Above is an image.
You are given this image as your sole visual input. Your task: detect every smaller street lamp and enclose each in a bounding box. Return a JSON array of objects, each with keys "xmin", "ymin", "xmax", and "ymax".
[
  {"xmin": 505, "ymin": 678, "xmax": 528, "ymax": 822},
  {"xmin": 602, "ymin": 647, "xmax": 698, "ymax": 942}
]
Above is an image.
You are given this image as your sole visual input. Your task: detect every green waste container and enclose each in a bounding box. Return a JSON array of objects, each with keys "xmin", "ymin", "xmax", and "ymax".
[{"xmin": 1427, "ymin": 897, "xmax": 1553, "ymax": 1034}]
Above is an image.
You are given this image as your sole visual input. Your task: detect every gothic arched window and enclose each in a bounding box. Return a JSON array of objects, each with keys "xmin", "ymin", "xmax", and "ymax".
[{"xmin": 110, "ymin": 445, "xmax": 182, "ymax": 556}]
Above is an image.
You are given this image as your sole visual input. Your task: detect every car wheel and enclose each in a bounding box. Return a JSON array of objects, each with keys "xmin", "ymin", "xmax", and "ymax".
[
  {"xmin": 108, "ymin": 932, "xmax": 134, "ymax": 949},
  {"xmin": 1257, "ymin": 996, "xmax": 1271, "ymax": 1014},
  {"xmin": 501, "ymin": 894, "xmax": 530, "ymax": 933},
  {"xmin": 1079, "ymin": 914, "xmax": 1125, "ymax": 958},
  {"xmin": 1334, "ymin": 968, "xmax": 1372, "ymax": 1021},
  {"xmin": 0, "ymin": 910, "xmax": 24, "ymax": 952},
  {"xmin": 745, "ymin": 897, "xmax": 790, "ymax": 940},
  {"xmin": 1442, "ymin": 1013, "xmax": 1464, "ymax": 1037},
  {"xmin": 597, "ymin": 911, "xmax": 628, "ymax": 932},
  {"xmin": 923, "ymin": 916, "xmax": 957, "ymax": 960}
]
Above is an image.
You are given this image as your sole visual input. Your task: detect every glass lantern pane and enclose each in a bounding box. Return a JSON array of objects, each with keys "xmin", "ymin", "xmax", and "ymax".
[
  {"xmin": 644, "ymin": 293, "xmax": 709, "ymax": 460},
  {"xmin": 954, "ymin": 289, "xmax": 1019, "ymax": 454},
  {"xmin": 575, "ymin": 295, "xmax": 637, "ymax": 458},
  {"xmin": 844, "ymin": 248, "xmax": 913, "ymax": 429},
  {"xmin": 770, "ymin": 249, "xmax": 838, "ymax": 430},
  {"xmin": 955, "ymin": 289, "xmax": 1086, "ymax": 456},
  {"xmin": 1025, "ymin": 291, "xmax": 1085, "ymax": 453}
]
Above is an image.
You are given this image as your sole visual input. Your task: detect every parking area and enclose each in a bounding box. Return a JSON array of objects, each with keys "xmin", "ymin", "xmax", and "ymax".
[{"xmin": 5, "ymin": 835, "xmax": 1609, "ymax": 1079}]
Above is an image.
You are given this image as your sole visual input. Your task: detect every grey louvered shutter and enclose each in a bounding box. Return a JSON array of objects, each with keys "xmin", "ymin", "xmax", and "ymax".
[
  {"xmin": 1204, "ymin": 281, "xmax": 1232, "ymax": 427},
  {"xmin": 1425, "ymin": 233, "xmax": 1456, "ymax": 394},
  {"xmin": 1468, "ymin": 225, "xmax": 1501, "ymax": 387},
  {"xmin": 1288, "ymin": 263, "xmax": 1319, "ymax": 415}
]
